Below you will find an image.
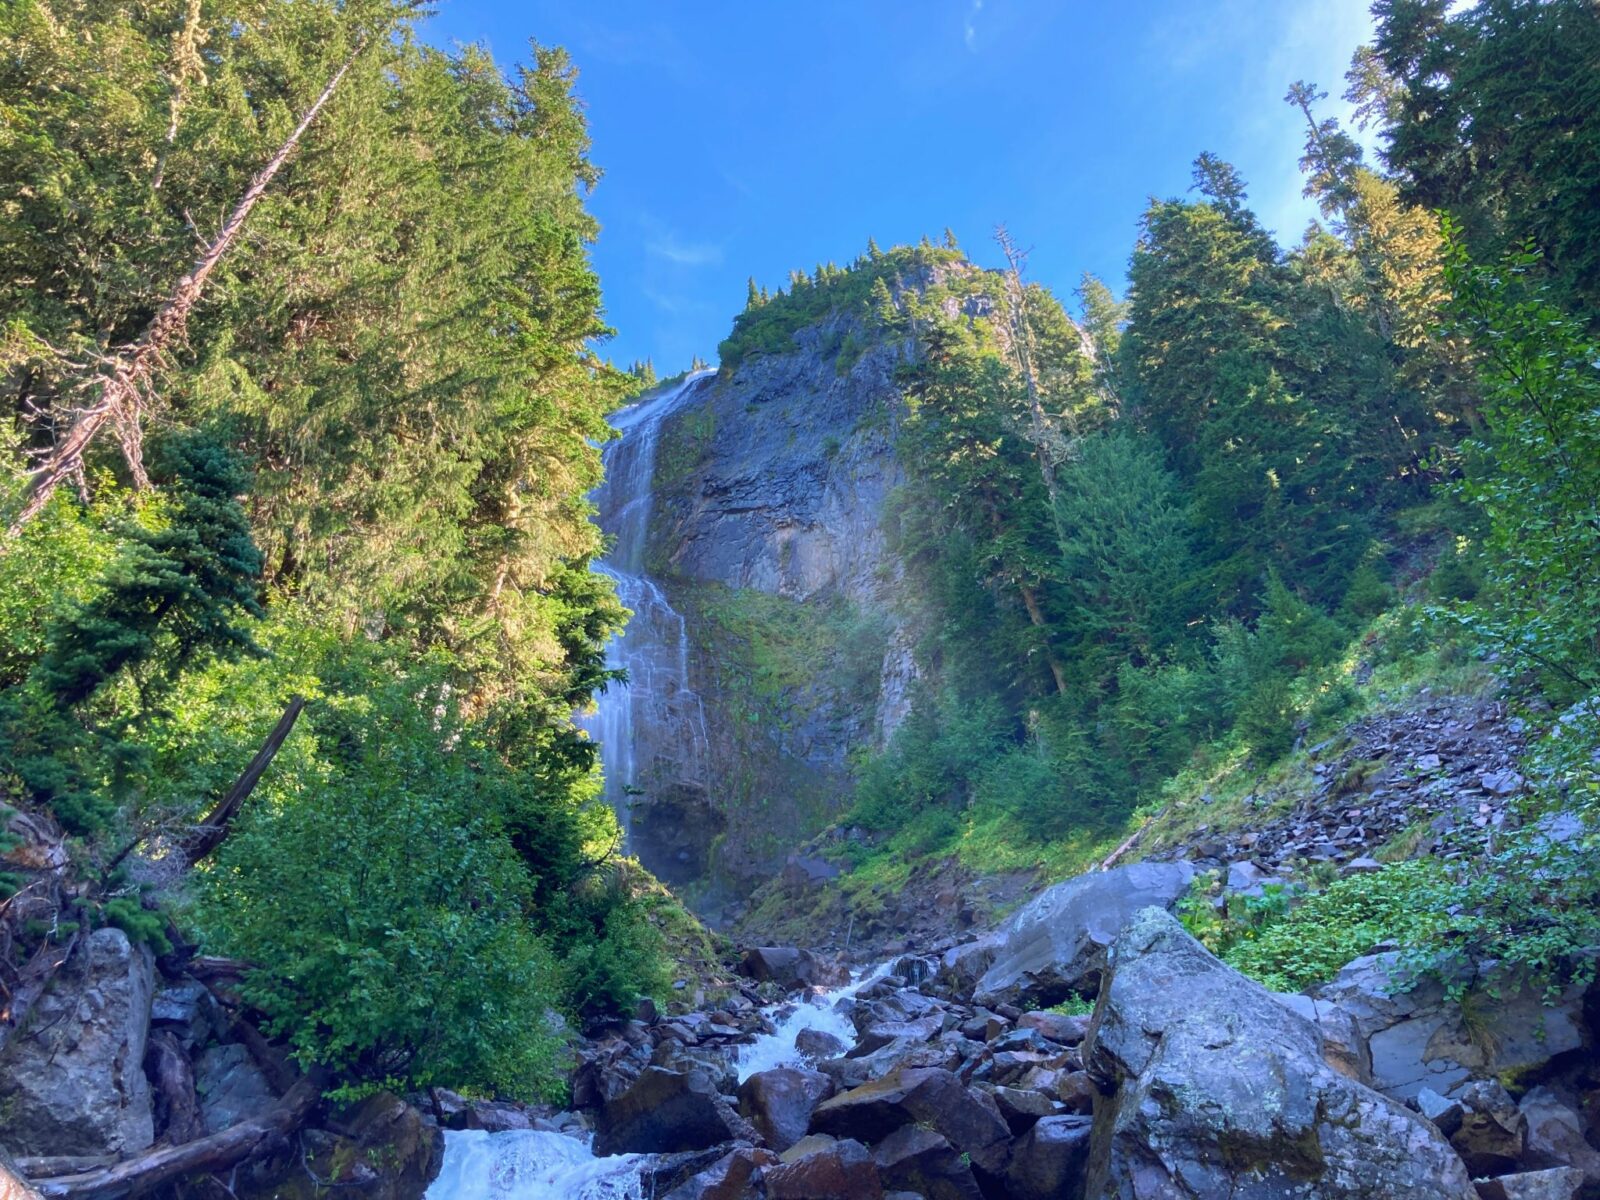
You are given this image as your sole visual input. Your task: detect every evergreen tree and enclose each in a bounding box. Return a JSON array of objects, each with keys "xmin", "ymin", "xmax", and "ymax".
[{"xmin": 746, "ymin": 277, "xmax": 762, "ymax": 309}]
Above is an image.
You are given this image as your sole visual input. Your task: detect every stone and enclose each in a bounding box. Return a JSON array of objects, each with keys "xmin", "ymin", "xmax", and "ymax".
[
  {"xmin": 1452, "ymin": 1080, "xmax": 1528, "ymax": 1177},
  {"xmin": 1083, "ymin": 908, "xmax": 1476, "ymax": 1198},
  {"xmin": 1519, "ymin": 1086, "xmax": 1600, "ymax": 1184},
  {"xmin": 973, "ymin": 862, "xmax": 1196, "ymax": 1007},
  {"xmin": 194, "ymin": 1043, "xmax": 278, "ymax": 1134},
  {"xmin": 763, "ymin": 1136, "xmax": 882, "ymax": 1200},
  {"xmin": 810, "ymin": 1065, "xmax": 1011, "ymax": 1182},
  {"xmin": 930, "ymin": 937, "xmax": 999, "ymax": 1001},
  {"xmin": 1016, "ymin": 1010, "xmax": 1090, "ymax": 1045},
  {"xmin": 1417, "ymin": 1086, "xmax": 1465, "ymax": 1136},
  {"xmin": 1480, "ymin": 769, "xmax": 1525, "ymax": 796},
  {"xmin": 1345, "ymin": 856, "xmax": 1385, "ymax": 873},
  {"xmin": 1313, "ymin": 953, "xmax": 1587, "ymax": 1101},
  {"xmin": 793, "ymin": 1028, "xmax": 847, "ymax": 1060},
  {"xmin": 989, "ymin": 1085, "xmax": 1062, "ymax": 1133},
  {"xmin": 661, "ymin": 1145, "xmax": 778, "ymax": 1200},
  {"xmin": 737, "ymin": 1067, "xmax": 833, "ymax": 1153},
  {"xmin": 1472, "ymin": 1167, "xmax": 1586, "ymax": 1200},
  {"xmin": 872, "ymin": 1125, "xmax": 984, "ymax": 1200},
  {"xmin": 0, "ymin": 928, "xmax": 155, "ymax": 1156},
  {"xmin": 738, "ymin": 947, "xmax": 848, "ymax": 991},
  {"xmin": 594, "ymin": 1067, "xmax": 748, "ymax": 1156},
  {"xmin": 1005, "ymin": 1114, "xmax": 1090, "ymax": 1200}
]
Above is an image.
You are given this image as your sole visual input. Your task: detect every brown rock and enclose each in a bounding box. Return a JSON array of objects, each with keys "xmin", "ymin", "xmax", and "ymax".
[
  {"xmin": 764, "ymin": 1136, "xmax": 882, "ymax": 1200},
  {"xmin": 737, "ymin": 1067, "xmax": 833, "ymax": 1153}
]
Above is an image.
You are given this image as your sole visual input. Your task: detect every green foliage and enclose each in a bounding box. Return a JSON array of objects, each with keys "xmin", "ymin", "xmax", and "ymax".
[
  {"xmin": 0, "ymin": 1, "xmax": 662, "ymax": 1106},
  {"xmin": 716, "ymin": 243, "xmax": 980, "ymax": 372},
  {"xmin": 1435, "ymin": 224, "xmax": 1600, "ymax": 701}
]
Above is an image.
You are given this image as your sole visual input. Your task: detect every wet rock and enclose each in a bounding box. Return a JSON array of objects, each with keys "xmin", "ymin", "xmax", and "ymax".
[
  {"xmin": 851, "ymin": 1015, "xmax": 943, "ymax": 1055},
  {"xmin": 737, "ymin": 1067, "xmax": 834, "ymax": 1153},
  {"xmin": 661, "ymin": 1145, "xmax": 778, "ymax": 1200},
  {"xmin": 1083, "ymin": 908, "xmax": 1476, "ymax": 1198},
  {"xmin": 872, "ymin": 1124, "xmax": 984, "ymax": 1200},
  {"xmin": 594, "ymin": 1067, "xmax": 749, "ymax": 1156},
  {"xmin": 1473, "ymin": 1167, "xmax": 1586, "ymax": 1200},
  {"xmin": 930, "ymin": 938, "xmax": 999, "ymax": 1001},
  {"xmin": 1519, "ymin": 1086, "xmax": 1600, "ymax": 1185},
  {"xmin": 810, "ymin": 1065, "xmax": 1011, "ymax": 1183},
  {"xmin": 973, "ymin": 862, "xmax": 1195, "ymax": 1008},
  {"xmin": 794, "ymin": 1028, "xmax": 847, "ymax": 1060},
  {"xmin": 0, "ymin": 928, "xmax": 155, "ymax": 1156},
  {"xmin": 1005, "ymin": 1114, "xmax": 1090, "ymax": 1200},
  {"xmin": 763, "ymin": 1135, "xmax": 882, "ymax": 1199},
  {"xmin": 738, "ymin": 947, "xmax": 848, "ymax": 991}
]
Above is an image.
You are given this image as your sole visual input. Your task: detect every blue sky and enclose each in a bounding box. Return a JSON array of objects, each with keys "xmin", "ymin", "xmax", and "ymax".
[{"xmin": 421, "ymin": 1, "xmax": 1379, "ymax": 373}]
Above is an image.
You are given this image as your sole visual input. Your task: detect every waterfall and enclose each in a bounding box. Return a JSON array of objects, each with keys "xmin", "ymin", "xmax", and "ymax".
[
  {"xmin": 425, "ymin": 962, "xmax": 890, "ymax": 1199},
  {"xmin": 579, "ymin": 370, "xmax": 715, "ymax": 847},
  {"xmin": 427, "ymin": 1130, "xmax": 646, "ymax": 1200}
]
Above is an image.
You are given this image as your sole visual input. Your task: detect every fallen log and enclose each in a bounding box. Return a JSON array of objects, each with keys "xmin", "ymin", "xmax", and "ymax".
[
  {"xmin": 185, "ymin": 695, "xmax": 306, "ymax": 866},
  {"xmin": 30, "ymin": 1071, "xmax": 326, "ymax": 1200}
]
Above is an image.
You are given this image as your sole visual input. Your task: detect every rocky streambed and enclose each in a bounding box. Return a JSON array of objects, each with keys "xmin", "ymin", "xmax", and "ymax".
[{"xmin": 420, "ymin": 862, "xmax": 1600, "ymax": 1200}]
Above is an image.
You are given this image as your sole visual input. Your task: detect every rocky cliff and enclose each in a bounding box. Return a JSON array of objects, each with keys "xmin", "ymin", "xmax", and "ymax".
[{"xmin": 635, "ymin": 314, "xmax": 913, "ymax": 911}]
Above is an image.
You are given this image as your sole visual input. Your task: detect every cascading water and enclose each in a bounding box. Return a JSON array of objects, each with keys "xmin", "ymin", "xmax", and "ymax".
[
  {"xmin": 425, "ymin": 962, "xmax": 889, "ymax": 1200},
  {"xmin": 578, "ymin": 370, "xmax": 715, "ymax": 846}
]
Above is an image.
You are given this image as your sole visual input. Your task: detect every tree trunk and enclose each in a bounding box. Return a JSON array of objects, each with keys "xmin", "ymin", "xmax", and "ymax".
[
  {"xmin": 145, "ymin": 1031, "xmax": 203, "ymax": 1147},
  {"xmin": 185, "ymin": 696, "xmax": 306, "ymax": 866},
  {"xmin": 30, "ymin": 1072, "xmax": 326, "ymax": 1200},
  {"xmin": 5, "ymin": 42, "xmax": 365, "ymax": 537}
]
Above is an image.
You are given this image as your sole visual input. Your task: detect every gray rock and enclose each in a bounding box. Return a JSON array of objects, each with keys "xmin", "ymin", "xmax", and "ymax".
[
  {"xmin": 794, "ymin": 1027, "xmax": 848, "ymax": 1060},
  {"xmin": 1519, "ymin": 1086, "xmax": 1600, "ymax": 1185},
  {"xmin": 764, "ymin": 1135, "xmax": 882, "ymax": 1199},
  {"xmin": 1313, "ymin": 953, "xmax": 1587, "ymax": 1101},
  {"xmin": 739, "ymin": 947, "xmax": 848, "ymax": 991},
  {"xmin": 1006, "ymin": 1114, "xmax": 1090, "ymax": 1200},
  {"xmin": 1473, "ymin": 1167, "xmax": 1586, "ymax": 1200},
  {"xmin": 194, "ymin": 1042, "xmax": 277, "ymax": 1134},
  {"xmin": 0, "ymin": 928, "xmax": 155, "ymax": 1156},
  {"xmin": 1083, "ymin": 908, "xmax": 1476, "ymax": 1198},
  {"xmin": 973, "ymin": 862, "xmax": 1195, "ymax": 1007},
  {"xmin": 1417, "ymin": 1086, "xmax": 1465, "ymax": 1136},
  {"xmin": 1453, "ymin": 1080, "xmax": 1528, "ymax": 1177}
]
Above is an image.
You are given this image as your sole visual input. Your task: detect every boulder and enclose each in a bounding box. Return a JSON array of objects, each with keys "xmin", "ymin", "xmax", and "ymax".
[
  {"xmin": 810, "ymin": 1065, "xmax": 1011, "ymax": 1183},
  {"xmin": 794, "ymin": 1028, "xmax": 848, "ymax": 1060},
  {"xmin": 194, "ymin": 1042, "xmax": 278, "ymax": 1134},
  {"xmin": 1519, "ymin": 1086, "xmax": 1600, "ymax": 1185},
  {"xmin": 237, "ymin": 1093, "xmax": 442, "ymax": 1200},
  {"xmin": 1473, "ymin": 1167, "xmax": 1586, "ymax": 1200},
  {"xmin": 738, "ymin": 947, "xmax": 848, "ymax": 991},
  {"xmin": 1017, "ymin": 1010, "xmax": 1090, "ymax": 1045},
  {"xmin": 661, "ymin": 1145, "xmax": 778, "ymax": 1200},
  {"xmin": 0, "ymin": 928, "xmax": 155, "ymax": 1156},
  {"xmin": 594, "ymin": 1067, "xmax": 749, "ymax": 1156},
  {"xmin": 872, "ymin": 1124, "xmax": 984, "ymax": 1200},
  {"xmin": 929, "ymin": 938, "xmax": 999, "ymax": 1001},
  {"xmin": 1313, "ymin": 953, "xmax": 1587, "ymax": 1101},
  {"xmin": 763, "ymin": 1135, "xmax": 882, "ymax": 1200},
  {"xmin": 1006, "ymin": 1114, "xmax": 1091, "ymax": 1200},
  {"xmin": 989, "ymin": 1085, "xmax": 1062, "ymax": 1134},
  {"xmin": 1083, "ymin": 908, "xmax": 1477, "ymax": 1198},
  {"xmin": 737, "ymin": 1067, "xmax": 834, "ymax": 1153},
  {"xmin": 973, "ymin": 862, "xmax": 1195, "ymax": 1008}
]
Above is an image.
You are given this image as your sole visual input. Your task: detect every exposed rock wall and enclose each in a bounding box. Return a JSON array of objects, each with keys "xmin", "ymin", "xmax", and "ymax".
[{"xmin": 641, "ymin": 316, "xmax": 919, "ymax": 907}]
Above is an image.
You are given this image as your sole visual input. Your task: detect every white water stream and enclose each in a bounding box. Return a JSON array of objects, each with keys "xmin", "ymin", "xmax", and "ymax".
[
  {"xmin": 577, "ymin": 370, "xmax": 715, "ymax": 846},
  {"xmin": 426, "ymin": 961, "xmax": 889, "ymax": 1199}
]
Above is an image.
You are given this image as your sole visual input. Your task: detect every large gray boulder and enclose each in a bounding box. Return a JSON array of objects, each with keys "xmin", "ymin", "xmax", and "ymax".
[
  {"xmin": 1311, "ymin": 953, "xmax": 1589, "ymax": 1101},
  {"xmin": 0, "ymin": 928, "xmax": 155, "ymax": 1156},
  {"xmin": 1083, "ymin": 908, "xmax": 1477, "ymax": 1198},
  {"xmin": 973, "ymin": 862, "xmax": 1195, "ymax": 1008},
  {"xmin": 593, "ymin": 1066, "xmax": 751, "ymax": 1156}
]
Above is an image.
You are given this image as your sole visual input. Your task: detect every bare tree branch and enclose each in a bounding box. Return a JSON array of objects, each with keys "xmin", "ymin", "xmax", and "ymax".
[{"xmin": 5, "ymin": 43, "xmax": 366, "ymax": 538}]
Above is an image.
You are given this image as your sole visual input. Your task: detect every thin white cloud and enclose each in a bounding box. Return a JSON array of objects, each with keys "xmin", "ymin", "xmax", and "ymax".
[
  {"xmin": 646, "ymin": 234, "xmax": 725, "ymax": 268},
  {"xmin": 964, "ymin": 0, "xmax": 983, "ymax": 51}
]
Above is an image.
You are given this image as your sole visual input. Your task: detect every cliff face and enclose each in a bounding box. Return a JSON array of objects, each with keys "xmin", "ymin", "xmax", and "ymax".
[{"xmin": 633, "ymin": 314, "xmax": 917, "ymax": 913}]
